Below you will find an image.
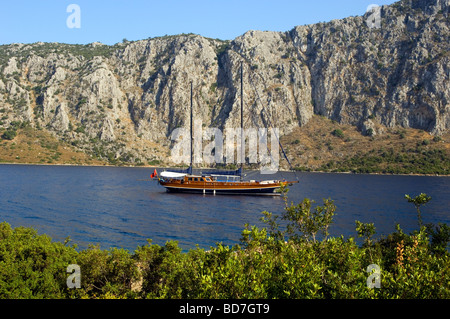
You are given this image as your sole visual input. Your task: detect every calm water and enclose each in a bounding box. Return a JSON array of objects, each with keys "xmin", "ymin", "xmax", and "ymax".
[{"xmin": 0, "ymin": 164, "xmax": 449, "ymax": 251}]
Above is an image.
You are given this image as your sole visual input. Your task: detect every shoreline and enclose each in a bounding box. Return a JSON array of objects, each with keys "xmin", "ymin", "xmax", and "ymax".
[{"xmin": 1, "ymin": 161, "xmax": 448, "ymax": 177}]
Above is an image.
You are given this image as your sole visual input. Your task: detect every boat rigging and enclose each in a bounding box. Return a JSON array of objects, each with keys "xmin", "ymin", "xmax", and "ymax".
[{"xmin": 153, "ymin": 61, "xmax": 298, "ymax": 195}]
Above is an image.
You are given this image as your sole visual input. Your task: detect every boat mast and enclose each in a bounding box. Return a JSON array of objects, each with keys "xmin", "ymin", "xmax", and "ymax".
[
  {"xmin": 240, "ymin": 62, "xmax": 244, "ymax": 181},
  {"xmin": 190, "ymin": 81, "xmax": 193, "ymax": 172}
]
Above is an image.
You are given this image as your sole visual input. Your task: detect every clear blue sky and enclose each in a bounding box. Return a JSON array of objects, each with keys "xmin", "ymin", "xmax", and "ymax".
[{"xmin": 0, "ymin": 0, "xmax": 398, "ymax": 45}]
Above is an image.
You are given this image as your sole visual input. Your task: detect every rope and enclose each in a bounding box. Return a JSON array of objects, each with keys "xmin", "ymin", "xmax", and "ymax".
[{"xmin": 244, "ymin": 61, "xmax": 299, "ymax": 181}]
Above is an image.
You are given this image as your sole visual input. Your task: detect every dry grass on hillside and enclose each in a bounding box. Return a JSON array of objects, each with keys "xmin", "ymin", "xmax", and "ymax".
[
  {"xmin": 0, "ymin": 125, "xmax": 106, "ymax": 166},
  {"xmin": 1, "ymin": 115, "xmax": 449, "ymax": 175},
  {"xmin": 279, "ymin": 115, "xmax": 450, "ymax": 174}
]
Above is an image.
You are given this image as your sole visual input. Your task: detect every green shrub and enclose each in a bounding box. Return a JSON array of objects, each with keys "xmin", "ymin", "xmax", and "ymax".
[
  {"xmin": 0, "ymin": 190, "xmax": 449, "ymax": 299},
  {"xmin": 331, "ymin": 128, "xmax": 344, "ymax": 138},
  {"xmin": 1, "ymin": 129, "xmax": 17, "ymax": 140},
  {"xmin": 74, "ymin": 245, "xmax": 140, "ymax": 298},
  {"xmin": 0, "ymin": 222, "xmax": 77, "ymax": 298}
]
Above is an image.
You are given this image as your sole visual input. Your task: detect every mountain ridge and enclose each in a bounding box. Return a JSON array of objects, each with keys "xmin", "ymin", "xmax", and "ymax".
[{"xmin": 0, "ymin": 0, "xmax": 448, "ymax": 169}]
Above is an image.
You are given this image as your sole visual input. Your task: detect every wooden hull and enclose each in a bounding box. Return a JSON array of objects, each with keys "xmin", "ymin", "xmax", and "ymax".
[
  {"xmin": 158, "ymin": 179, "xmax": 289, "ymax": 196},
  {"xmin": 162, "ymin": 185, "xmax": 281, "ymax": 195}
]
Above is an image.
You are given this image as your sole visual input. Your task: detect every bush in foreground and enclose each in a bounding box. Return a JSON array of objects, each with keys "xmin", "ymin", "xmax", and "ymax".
[{"xmin": 0, "ymin": 191, "xmax": 448, "ymax": 299}]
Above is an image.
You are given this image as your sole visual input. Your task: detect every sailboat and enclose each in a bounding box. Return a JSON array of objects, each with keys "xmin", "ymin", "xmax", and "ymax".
[{"xmin": 155, "ymin": 62, "xmax": 298, "ymax": 195}]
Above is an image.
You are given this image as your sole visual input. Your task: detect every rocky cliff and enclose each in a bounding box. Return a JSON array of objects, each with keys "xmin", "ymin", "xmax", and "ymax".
[{"xmin": 0, "ymin": 0, "xmax": 448, "ymax": 165}]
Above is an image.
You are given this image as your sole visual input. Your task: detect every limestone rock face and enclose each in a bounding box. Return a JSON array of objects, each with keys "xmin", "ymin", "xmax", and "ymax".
[
  {"xmin": 290, "ymin": 0, "xmax": 449, "ymax": 135},
  {"xmin": 0, "ymin": 0, "xmax": 448, "ymax": 164}
]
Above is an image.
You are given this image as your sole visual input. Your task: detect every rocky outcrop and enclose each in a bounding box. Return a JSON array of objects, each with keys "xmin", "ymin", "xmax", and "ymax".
[
  {"xmin": 296, "ymin": 0, "xmax": 449, "ymax": 135},
  {"xmin": 0, "ymin": 0, "xmax": 448, "ymax": 164}
]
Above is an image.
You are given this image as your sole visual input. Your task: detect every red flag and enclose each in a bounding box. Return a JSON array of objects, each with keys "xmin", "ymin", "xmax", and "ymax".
[{"xmin": 150, "ymin": 169, "xmax": 157, "ymax": 179}]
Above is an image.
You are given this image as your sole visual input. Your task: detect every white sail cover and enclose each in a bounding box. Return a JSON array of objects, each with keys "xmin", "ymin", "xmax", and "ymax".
[{"xmin": 160, "ymin": 171, "xmax": 187, "ymax": 178}]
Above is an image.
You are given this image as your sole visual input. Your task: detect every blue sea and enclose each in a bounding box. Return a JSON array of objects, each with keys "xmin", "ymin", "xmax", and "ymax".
[{"xmin": 0, "ymin": 164, "xmax": 449, "ymax": 251}]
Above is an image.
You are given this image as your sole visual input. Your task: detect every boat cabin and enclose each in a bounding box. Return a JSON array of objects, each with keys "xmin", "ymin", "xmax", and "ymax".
[
  {"xmin": 209, "ymin": 175, "xmax": 241, "ymax": 182},
  {"xmin": 186, "ymin": 176, "xmax": 213, "ymax": 182},
  {"xmin": 159, "ymin": 171, "xmax": 244, "ymax": 184}
]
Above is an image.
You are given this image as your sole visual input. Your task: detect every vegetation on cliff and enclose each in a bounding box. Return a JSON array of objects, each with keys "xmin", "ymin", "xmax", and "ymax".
[
  {"xmin": 0, "ymin": 0, "xmax": 448, "ymax": 170},
  {"xmin": 1, "ymin": 115, "xmax": 449, "ymax": 175}
]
